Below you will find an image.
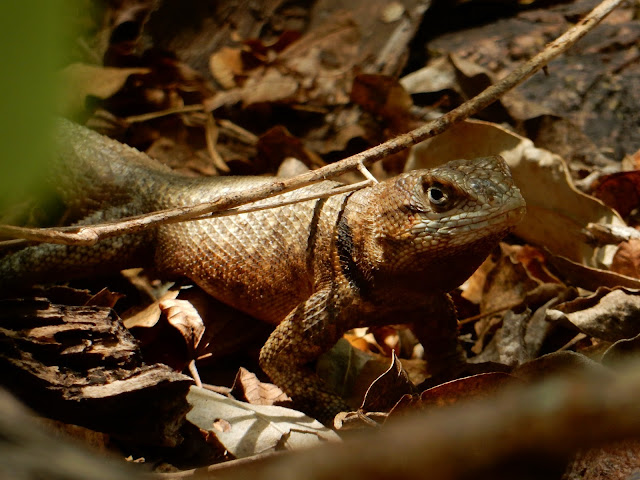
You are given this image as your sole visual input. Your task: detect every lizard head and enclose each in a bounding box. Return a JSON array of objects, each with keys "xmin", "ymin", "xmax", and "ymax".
[{"xmin": 362, "ymin": 155, "xmax": 526, "ymax": 292}]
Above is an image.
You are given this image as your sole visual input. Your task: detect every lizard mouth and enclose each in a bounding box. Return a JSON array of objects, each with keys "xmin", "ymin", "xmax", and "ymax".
[
  {"xmin": 412, "ymin": 199, "xmax": 526, "ymax": 237},
  {"xmin": 502, "ymin": 203, "xmax": 527, "ymax": 226},
  {"xmin": 462, "ymin": 201, "xmax": 527, "ymax": 232}
]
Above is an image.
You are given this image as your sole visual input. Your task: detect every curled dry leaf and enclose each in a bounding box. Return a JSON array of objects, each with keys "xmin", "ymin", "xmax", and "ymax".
[
  {"xmin": 123, "ymin": 290, "xmax": 206, "ymax": 369},
  {"xmin": 549, "ymin": 287, "xmax": 640, "ymax": 342},
  {"xmin": 591, "ymin": 170, "xmax": 640, "ymax": 219},
  {"xmin": 350, "ymin": 74, "xmax": 414, "ymax": 132},
  {"xmin": 257, "ymin": 125, "xmax": 325, "ymax": 172},
  {"xmin": 123, "ymin": 289, "xmax": 180, "ymax": 329},
  {"xmin": 317, "ymin": 338, "xmax": 392, "ymax": 408},
  {"xmin": 400, "ymin": 55, "xmax": 458, "ymax": 96},
  {"xmin": 158, "ymin": 297, "xmax": 206, "ymax": 357},
  {"xmin": 479, "ymin": 244, "xmax": 544, "ymax": 313},
  {"xmin": 465, "ymin": 243, "xmax": 566, "ymax": 360},
  {"xmin": 58, "ymin": 63, "xmax": 150, "ymax": 117},
  {"xmin": 209, "ymin": 47, "xmax": 244, "ymax": 89},
  {"xmin": 489, "ymin": 309, "xmax": 532, "ymax": 367},
  {"xmin": 230, "ymin": 367, "xmax": 290, "ymax": 406},
  {"xmin": 513, "ymin": 351, "xmax": 612, "ymax": 383},
  {"xmin": 611, "ymin": 238, "xmax": 640, "ymax": 279},
  {"xmin": 463, "ymin": 244, "xmax": 562, "ymax": 310},
  {"xmin": 360, "ymin": 353, "xmax": 415, "ymax": 413},
  {"xmin": 545, "ymin": 251, "xmax": 640, "ymax": 291},
  {"xmin": 602, "ymin": 332, "xmax": 640, "ymax": 366},
  {"xmin": 186, "ymin": 387, "xmax": 339, "ymax": 458},
  {"xmin": 405, "ymin": 119, "xmax": 624, "ymax": 268},
  {"xmin": 564, "ymin": 439, "xmax": 640, "ymax": 480},
  {"xmin": 241, "ymin": 67, "xmax": 300, "ymax": 106},
  {"xmin": 389, "ymin": 372, "xmax": 518, "ymax": 418}
]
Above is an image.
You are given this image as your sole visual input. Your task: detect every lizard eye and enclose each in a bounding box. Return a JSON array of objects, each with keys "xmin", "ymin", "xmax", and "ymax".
[
  {"xmin": 427, "ymin": 185, "xmax": 446, "ymax": 204},
  {"xmin": 425, "ymin": 182, "xmax": 453, "ymax": 210}
]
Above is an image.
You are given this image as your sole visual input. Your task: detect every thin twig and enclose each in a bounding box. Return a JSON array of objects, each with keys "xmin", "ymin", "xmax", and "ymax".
[
  {"xmin": 0, "ymin": 0, "xmax": 624, "ymax": 247},
  {"xmin": 205, "ymin": 113, "xmax": 231, "ymax": 173},
  {"xmin": 0, "ymin": 180, "xmax": 374, "ymax": 247},
  {"xmin": 125, "ymin": 104, "xmax": 204, "ymax": 124},
  {"xmin": 357, "ymin": 163, "xmax": 379, "ymax": 184},
  {"xmin": 458, "ymin": 301, "xmax": 523, "ymax": 325}
]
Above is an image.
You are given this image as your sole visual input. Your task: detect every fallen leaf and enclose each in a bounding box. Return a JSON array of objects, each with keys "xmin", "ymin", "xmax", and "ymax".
[
  {"xmin": 123, "ymin": 289, "xmax": 179, "ymax": 329},
  {"xmin": 591, "ymin": 170, "xmax": 640, "ymax": 219},
  {"xmin": 479, "ymin": 244, "xmax": 542, "ymax": 313},
  {"xmin": 186, "ymin": 386, "xmax": 339, "ymax": 458},
  {"xmin": 491, "ymin": 309, "xmax": 532, "ymax": 367},
  {"xmin": 513, "ymin": 351, "xmax": 611, "ymax": 382},
  {"xmin": 159, "ymin": 297, "xmax": 206, "ymax": 356},
  {"xmin": 564, "ymin": 439, "xmax": 640, "ymax": 480},
  {"xmin": 602, "ymin": 332, "xmax": 640, "ymax": 366},
  {"xmin": 241, "ymin": 66, "xmax": 299, "ymax": 106},
  {"xmin": 209, "ymin": 47, "xmax": 244, "ymax": 89},
  {"xmin": 316, "ymin": 338, "xmax": 390, "ymax": 408},
  {"xmin": 546, "ymin": 252, "xmax": 640, "ymax": 291},
  {"xmin": 230, "ymin": 367, "xmax": 290, "ymax": 406},
  {"xmin": 389, "ymin": 372, "xmax": 517, "ymax": 417},
  {"xmin": 83, "ymin": 288, "xmax": 124, "ymax": 309},
  {"xmin": 611, "ymin": 239, "xmax": 640, "ymax": 279},
  {"xmin": 550, "ymin": 287, "xmax": 640, "ymax": 342},
  {"xmin": 257, "ymin": 126, "xmax": 324, "ymax": 172},
  {"xmin": 360, "ymin": 353, "xmax": 416, "ymax": 413},
  {"xmin": 58, "ymin": 63, "xmax": 149, "ymax": 116},
  {"xmin": 350, "ymin": 74, "xmax": 414, "ymax": 132}
]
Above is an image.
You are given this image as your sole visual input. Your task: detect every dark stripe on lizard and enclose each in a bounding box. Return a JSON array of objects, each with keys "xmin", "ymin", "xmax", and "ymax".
[{"xmin": 335, "ymin": 194, "xmax": 372, "ymax": 297}]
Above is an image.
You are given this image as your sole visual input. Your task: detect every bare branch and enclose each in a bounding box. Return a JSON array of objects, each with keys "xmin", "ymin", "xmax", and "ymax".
[{"xmin": 0, "ymin": 180, "xmax": 374, "ymax": 247}]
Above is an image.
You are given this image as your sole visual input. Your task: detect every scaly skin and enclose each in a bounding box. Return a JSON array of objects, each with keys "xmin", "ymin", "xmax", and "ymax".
[{"xmin": 0, "ymin": 119, "xmax": 526, "ymax": 422}]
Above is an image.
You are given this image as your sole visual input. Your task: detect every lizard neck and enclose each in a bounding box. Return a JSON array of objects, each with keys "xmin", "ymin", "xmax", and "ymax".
[{"xmin": 335, "ymin": 178, "xmax": 510, "ymax": 296}]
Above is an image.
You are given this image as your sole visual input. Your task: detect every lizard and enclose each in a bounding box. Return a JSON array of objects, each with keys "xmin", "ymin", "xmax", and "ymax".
[{"xmin": 0, "ymin": 119, "xmax": 526, "ymax": 423}]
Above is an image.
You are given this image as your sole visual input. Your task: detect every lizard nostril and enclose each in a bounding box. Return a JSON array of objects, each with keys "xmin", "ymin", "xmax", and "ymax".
[{"xmin": 469, "ymin": 178, "xmax": 505, "ymax": 200}]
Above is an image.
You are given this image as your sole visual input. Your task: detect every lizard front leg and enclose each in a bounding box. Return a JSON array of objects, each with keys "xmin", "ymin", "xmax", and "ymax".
[
  {"xmin": 259, "ymin": 287, "xmax": 352, "ymax": 424},
  {"xmin": 411, "ymin": 293, "xmax": 468, "ymax": 379}
]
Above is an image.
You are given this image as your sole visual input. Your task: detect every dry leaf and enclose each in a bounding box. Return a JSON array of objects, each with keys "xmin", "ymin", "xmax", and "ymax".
[
  {"xmin": 480, "ymin": 244, "xmax": 541, "ymax": 313},
  {"xmin": 513, "ymin": 351, "xmax": 612, "ymax": 382},
  {"xmin": 492, "ymin": 309, "xmax": 532, "ymax": 367},
  {"xmin": 360, "ymin": 353, "xmax": 415, "ymax": 413},
  {"xmin": 390, "ymin": 372, "xmax": 517, "ymax": 417},
  {"xmin": 550, "ymin": 287, "xmax": 640, "ymax": 342},
  {"xmin": 350, "ymin": 74, "xmax": 414, "ymax": 131},
  {"xmin": 58, "ymin": 63, "xmax": 149, "ymax": 116},
  {"xmin": 611, "ymin": 239, "xmax": 640, "ymax": 279},
  {"xmin": 159, "ymin": 297, "xmax": 205, "ymax": 356},
  {"xmin": 546, "ymin": 252, "xmax": 640, "ymax": 291},
  {"xmin": 209, "ymin": 47, "xmax": 244, "ymax": 89},
  {"xmin": 564, "ymin": 439, "xmax": 640, "ymax": 480},
  {"xmin": 592, "ymin": 170, "xmax": 640, "ymax": 219},
  {"xmin": 602, "ymin": 332, "xmax": 640, "ymax": 366},
  {"xmin": 317, "ymin": 338, "xmax": 389, "ymax": 407},
  {"xmin": 186, "ymin": 387, "xmax": 339, "ymax": 458},
  {"xmin": 400, "ymin": 55, "xmax": 458, "ymax": 94},
  {"xmin": 123, "ymin": 289, "xmax": 180, "ymax": 329},
  {"xmin": 241, "ymin": 67, "xmax": 299, "ymax": 106},
  {"xmin": 230, "ymin": 367, "xmax": 290, "ymax": 406}
]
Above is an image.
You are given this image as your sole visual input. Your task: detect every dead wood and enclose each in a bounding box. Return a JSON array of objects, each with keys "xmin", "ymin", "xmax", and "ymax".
[{"xmin": 0, "ymin": 297, "xmax": 193, "ymax": 447}]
